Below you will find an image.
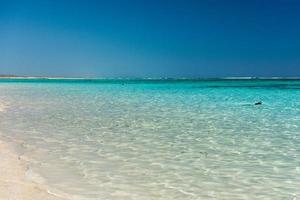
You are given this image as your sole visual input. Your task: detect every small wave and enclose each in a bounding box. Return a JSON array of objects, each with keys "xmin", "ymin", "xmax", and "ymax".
[
  {"xmin": 25, "ymin": 168, "xmax": 47, "ymax": 184},
  {"xmin": 25, "ymin": 166, "xmax": 91, "ymax": 200}
]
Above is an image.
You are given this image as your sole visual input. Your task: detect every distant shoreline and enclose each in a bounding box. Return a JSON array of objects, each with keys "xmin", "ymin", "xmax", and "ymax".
[{"xmin": 1, "ymin": 75, "xmax": 300, "ymax": 80}]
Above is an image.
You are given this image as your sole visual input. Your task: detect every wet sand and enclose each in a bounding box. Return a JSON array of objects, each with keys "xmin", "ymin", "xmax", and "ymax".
[
  {"xmin": 0, "ymin": 102, "xmax": 64, "ymax": 200},
  {"xmin": 0, "ymin": 139, "xmax": 65, "ymax": 200}
]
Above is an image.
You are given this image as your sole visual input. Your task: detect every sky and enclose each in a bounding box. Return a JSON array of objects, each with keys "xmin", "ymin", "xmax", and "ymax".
[{"xmin": 0, "ymin": 0, "xmax": 300, "ymax": 78}]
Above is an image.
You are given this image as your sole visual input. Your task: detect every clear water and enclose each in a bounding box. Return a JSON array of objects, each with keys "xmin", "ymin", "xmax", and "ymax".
[{"xmin": 0, "ymin": 79, "xmax": 300, "ymax": 200}]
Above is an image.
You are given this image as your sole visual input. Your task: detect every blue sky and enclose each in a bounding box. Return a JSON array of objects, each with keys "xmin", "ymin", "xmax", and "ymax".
[{"xmin": 0, "ymin": 0, "xmax": 300, "ymax": 77}]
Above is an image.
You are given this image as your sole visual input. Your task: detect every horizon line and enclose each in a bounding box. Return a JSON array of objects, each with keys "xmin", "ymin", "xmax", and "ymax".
[{"xmin": 1, "ymin": 75, "xmax": 300, "ymax": 80}]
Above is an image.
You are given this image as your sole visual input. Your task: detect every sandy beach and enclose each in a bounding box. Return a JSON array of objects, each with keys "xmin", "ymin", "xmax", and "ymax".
[
  {"xmin": 0, "ymin": 102, "xmax": 64, "ymax": 200},
  {"xmin": 0, "ymin": 140, "xmax": 65, "ymax": 200}
]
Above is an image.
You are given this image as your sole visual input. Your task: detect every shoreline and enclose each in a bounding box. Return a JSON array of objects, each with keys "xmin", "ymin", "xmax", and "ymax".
[
  {"xmin": 0, "ymin": 102, "xmax": 65, "ymax": 200},
  {"xmin": 0, "ymin": 138, "xmax": 65, "ymax": 200}
]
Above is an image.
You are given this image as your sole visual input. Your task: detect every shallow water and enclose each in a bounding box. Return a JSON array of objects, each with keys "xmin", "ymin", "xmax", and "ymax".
[{"xmin": 0, "ymin": 79, "xmax": 300, "ymax": 200}]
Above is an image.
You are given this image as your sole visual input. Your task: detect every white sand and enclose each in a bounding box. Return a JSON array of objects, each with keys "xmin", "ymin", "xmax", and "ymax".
[
  {"xmin": 0, "ymin": 139, "xmax": 65, "ymax": 200},
  {"xmin": 0, "ymin": 101, "xmax": 65, "ymax": 200}
]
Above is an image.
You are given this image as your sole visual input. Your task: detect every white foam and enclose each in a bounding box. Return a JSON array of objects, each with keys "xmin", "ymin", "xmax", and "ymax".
[{"xmin": 25, "ymin": 168, "xmax": 47, "ymax": 184}]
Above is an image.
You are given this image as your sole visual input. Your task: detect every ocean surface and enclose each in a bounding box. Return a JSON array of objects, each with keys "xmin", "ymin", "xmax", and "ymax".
[{"xmin": 0, "ymin": 79, "xmax": 299, "ymax": 200}]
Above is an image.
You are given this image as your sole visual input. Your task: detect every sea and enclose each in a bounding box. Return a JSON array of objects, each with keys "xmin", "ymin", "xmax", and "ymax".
[{"xmin": 0, "ymin": 78, "xmax": 299, "ymax": 200}]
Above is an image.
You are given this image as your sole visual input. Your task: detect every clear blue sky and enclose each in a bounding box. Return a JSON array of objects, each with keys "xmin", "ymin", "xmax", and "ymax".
[{"xmin": 1, "ymin": 0, "xmax": 300, "ymax": 78}]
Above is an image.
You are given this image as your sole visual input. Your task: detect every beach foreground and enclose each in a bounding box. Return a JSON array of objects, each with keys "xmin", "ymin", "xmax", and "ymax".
[
  {"xmin": 0, "ymin": 139, "xmax": 63, "ymax": 200},
  {"xmin": 0, "ymin": 101, "xmax": 63, "ymax": 199}
]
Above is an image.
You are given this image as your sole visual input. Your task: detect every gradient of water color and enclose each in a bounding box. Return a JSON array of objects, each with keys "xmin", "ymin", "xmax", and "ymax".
[{"xmin": 0, "ymin": 79, "xmax": 300, "ymax": 200}]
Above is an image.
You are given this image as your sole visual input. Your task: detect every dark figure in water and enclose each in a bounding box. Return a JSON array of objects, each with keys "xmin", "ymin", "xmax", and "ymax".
[{"xmin": 255, "ymin": 101, "xmax": 262, "ymax": 105}]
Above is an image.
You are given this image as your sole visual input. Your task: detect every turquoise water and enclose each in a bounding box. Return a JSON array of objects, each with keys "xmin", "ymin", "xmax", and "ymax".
[{"xmin": 0, "ymin": 79, "xmax": 299, "ymax": 200}]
